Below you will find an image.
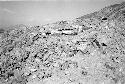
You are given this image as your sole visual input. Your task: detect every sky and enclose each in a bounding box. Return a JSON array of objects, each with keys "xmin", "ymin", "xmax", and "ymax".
[{"xmin": 0, "ymin": 0, "xmax": 124, "ymax": 28}]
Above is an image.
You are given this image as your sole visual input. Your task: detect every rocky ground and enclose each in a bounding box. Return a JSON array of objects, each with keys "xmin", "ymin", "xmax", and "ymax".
[{"xmin": 0, "ymin": 2, "xmax": 125, "ymax": 84}]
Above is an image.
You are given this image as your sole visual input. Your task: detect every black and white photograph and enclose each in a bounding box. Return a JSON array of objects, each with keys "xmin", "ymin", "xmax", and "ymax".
[{"xmin": 0, "ymin": 0, "xmax": 125, "ymax": 84}]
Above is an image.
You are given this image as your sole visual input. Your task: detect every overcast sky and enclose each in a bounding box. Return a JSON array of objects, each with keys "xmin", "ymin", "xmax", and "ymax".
[{"xmin": 0, "ymin": 0, "xmax": 124, "ymax": 28}]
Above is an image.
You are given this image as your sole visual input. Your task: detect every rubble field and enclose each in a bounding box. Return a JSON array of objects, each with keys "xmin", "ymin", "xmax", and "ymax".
[{"xmin": 1, "ymin": 2, "xmax": 125, "ymax": 84}]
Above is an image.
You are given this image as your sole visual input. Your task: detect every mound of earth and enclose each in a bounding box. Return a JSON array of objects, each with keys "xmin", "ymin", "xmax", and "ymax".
[{"xmin": 0, "ymin": 2, "xmax": 125, "ymax": 84}]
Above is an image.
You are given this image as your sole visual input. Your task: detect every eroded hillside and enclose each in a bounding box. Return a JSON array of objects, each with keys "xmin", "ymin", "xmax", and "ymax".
[{"xmin": 0, "ymin": 2, "xmax": 125, "ymax": 84}]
